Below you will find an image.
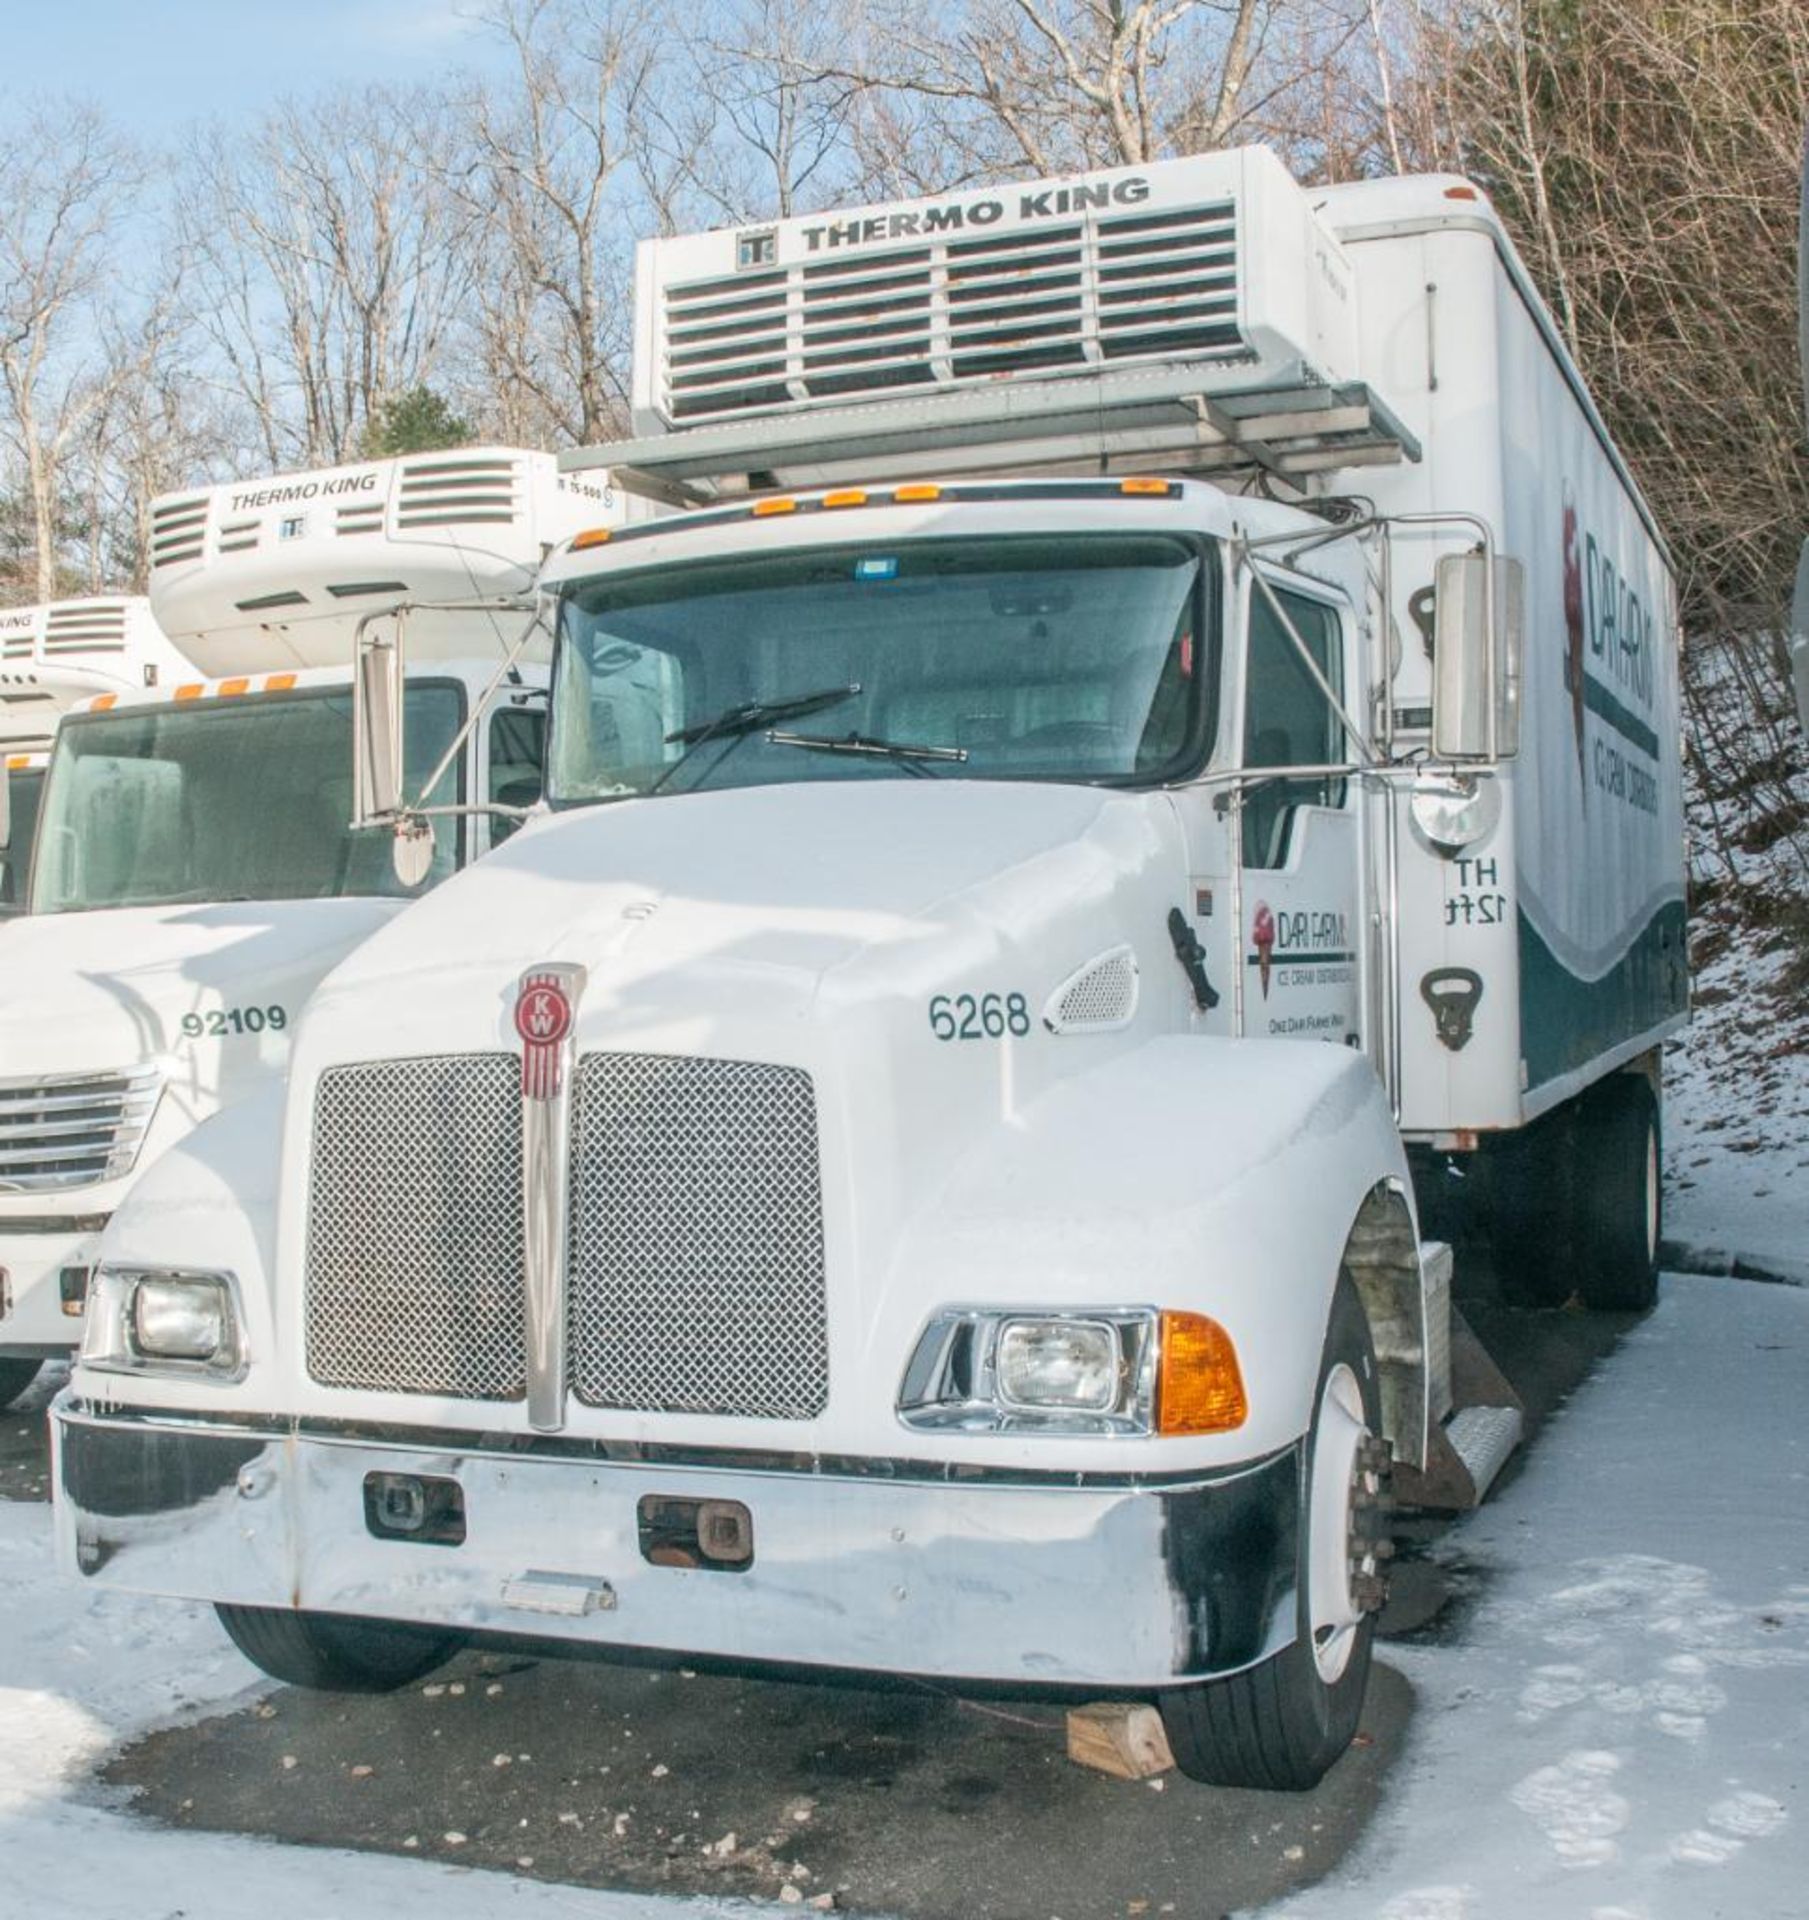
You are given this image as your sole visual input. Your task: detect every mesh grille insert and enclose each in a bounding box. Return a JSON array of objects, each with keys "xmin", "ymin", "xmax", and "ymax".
[
  {"xmin": 567, "ymin": 1054, "xmax": 827, "ymax": 1420},
  {"xmin": 1046, "ymin": 947, "xmax": 1140, "ymax": 1033},
  {"xmin": 306, "ymin": 1054, "xmax": 527, "ymax": 1400}
]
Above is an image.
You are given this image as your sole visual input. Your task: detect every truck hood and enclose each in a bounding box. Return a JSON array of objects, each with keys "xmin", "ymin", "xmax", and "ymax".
[
  {"xmin": 0, "ymin": 899, "xmax": 402, "ymax": 1080},
  {"xmin": 310, "ymin": 779, "xmax": 1179, "ymax": 1038}
]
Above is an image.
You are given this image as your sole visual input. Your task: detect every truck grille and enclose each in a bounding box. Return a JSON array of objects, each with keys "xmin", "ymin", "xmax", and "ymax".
[
  {"xmin": 306, "ymin": 1055, "xmax": 528, "ymax": 1400},
  {"xmin": 304, "ymin": 1052, "xmax": 828, "ymax": 1419},
  {"xmin": 0, "ymin": 1066, "xmax": 162, "ymax": 1193},
  {"xmin": 567, "ymin": 1054, "xmax": 827, "ymax": 1419}
]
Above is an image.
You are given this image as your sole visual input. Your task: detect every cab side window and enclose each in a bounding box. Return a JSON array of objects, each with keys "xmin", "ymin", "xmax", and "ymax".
[
  {"xmin": 1241, "ymin": 586, "xmax": 1346, "ymax": 869},
  {"xmin": 488, "ymin": 705, "xmax": 547, "ymax": 847}
]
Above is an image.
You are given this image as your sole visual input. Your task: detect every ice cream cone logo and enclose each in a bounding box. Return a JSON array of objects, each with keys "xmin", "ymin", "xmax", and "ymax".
[
  {"xmin": 1252, "ymin": 902, "xmax": 1276, "ymax": 999},
  {"xmin": 1561, "ymin": 486, "xmax": 1587, "ymax": 784}
]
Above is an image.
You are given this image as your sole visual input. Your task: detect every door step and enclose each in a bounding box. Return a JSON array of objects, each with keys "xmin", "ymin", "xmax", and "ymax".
[{"xmin": 1392, "ymin": 1243, "xmax": 1525, "ymax": 1510}]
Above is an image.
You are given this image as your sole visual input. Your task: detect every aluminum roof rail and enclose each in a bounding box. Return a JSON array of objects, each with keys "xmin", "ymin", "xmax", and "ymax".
[{"xmin": 561, "ymin": 373, "xmax": 1421, "ymax": 506}]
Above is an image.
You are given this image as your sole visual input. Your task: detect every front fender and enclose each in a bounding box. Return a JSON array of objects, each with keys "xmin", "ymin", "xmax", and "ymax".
[
  {"xmin": 69, "ymin": 1085, "xmax": 283, "ymax": 1416},
  {"xmin": 888, "ymin": 1036, "xmax": 1412, "ymax": 1467}
]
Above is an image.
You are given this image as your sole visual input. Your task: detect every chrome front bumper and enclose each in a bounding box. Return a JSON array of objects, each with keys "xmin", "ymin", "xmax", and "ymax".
[
  {"xmin": 54, "ymin": 1403, "xmax": 1301, "ymax": 1688},
  {"xmin": 0, "ymin": 1225, "xmax": 100, "ymax": 1353}
]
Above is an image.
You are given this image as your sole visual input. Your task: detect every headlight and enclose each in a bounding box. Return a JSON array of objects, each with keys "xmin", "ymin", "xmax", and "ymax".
[
  {"xmin": 899, "ymin": 1307, "xmax": 1244, "ymax": 1437},
  {"xmin": 82, "ymin": 1267, "xmax": 247, "ymax": 1382},
  {"xmin": 996, "ymin": 1318, "xmax": 1120, "ymax": 1411}
]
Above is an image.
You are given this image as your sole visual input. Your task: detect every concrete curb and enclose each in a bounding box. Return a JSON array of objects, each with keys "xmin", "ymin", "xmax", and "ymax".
[{"xmin": 1661, "ymin": 1238, "xmax": 1809, "ymax": 1289}]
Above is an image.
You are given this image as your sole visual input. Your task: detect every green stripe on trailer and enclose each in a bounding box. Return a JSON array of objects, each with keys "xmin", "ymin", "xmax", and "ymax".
[{"xmin": 1518, "ymin": 899, "xmax": 1688, "ymax": 1094}]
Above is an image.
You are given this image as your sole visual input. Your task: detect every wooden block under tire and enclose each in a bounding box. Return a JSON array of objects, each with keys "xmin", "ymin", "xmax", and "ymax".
[{"xmin": 1065, "ymin": 1702, "xmax": 1176, "ymax": 1779}]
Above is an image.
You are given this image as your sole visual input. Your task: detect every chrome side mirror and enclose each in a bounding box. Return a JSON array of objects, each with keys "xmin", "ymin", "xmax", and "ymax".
[
  {"xmin": 353, "ymin": 635, "xmax": 404, "ymax": 825},
  {"xmin": 1432, "ymin": 553, "xmax": 1524, "ymax": 760}
]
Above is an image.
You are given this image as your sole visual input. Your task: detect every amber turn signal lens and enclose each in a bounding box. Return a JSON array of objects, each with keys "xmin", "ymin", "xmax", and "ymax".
[
  {"xmin": 1156, "ymin": 1311, "xmax": 1247, "ymax": 1434},
  {"xmin": 571, "ymin": 526, "xmax": 613, "ymax": 549},
  {"xmin": 1120, "ymin": 476, "xmax": 1174, "ymax": 496}
]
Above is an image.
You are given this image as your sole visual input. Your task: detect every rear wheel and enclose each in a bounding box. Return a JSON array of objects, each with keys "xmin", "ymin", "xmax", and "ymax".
[
  {"xmin": 0, "ymin": 1357, "xmax": 43, "ymax": 1413},
  {"xmin": 1574, "ymin": 1075, "xmax": 1661, "ymax": 1312},
  {"xmin": 1158, "ymin": 1280, "xmax": 1389, "ymax": 1791},
  {"xmin": 216, "ymin": 1604, "xmax": 463, "ymax": 1692},
  {"xmin": 1481, "ymin": 1116, "xmax": 1575, "ymax": 1309}
]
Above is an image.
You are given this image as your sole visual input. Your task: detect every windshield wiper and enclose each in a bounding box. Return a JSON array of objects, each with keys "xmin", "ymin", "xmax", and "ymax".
[
  {"xmin": 765, "ymin": 730, "xmax": 967, "ymax": 776},
  {"xmin": 648, "ymin": 683, "xmax": 861, "ymax": 795}
]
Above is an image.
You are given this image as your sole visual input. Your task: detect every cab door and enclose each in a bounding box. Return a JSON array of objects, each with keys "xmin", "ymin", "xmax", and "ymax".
[{"xmin": 1232, "ymin": 573, "xmax": 1364, "ymax": 1048}]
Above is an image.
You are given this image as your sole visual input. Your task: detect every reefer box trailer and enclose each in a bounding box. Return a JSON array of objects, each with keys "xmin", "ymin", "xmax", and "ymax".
[
  {"xmin": 53, "ymin": 150, "xmax": 1681, "ymax": 1795},
  {"xmin": 0, "ymin": 453, "xmax": 642, "ymax": 1407}
]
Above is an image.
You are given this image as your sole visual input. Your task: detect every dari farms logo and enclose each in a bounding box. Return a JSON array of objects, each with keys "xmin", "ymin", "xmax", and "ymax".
[
  {"xmin": 515, "ymin": 967, "xmax": 577, "ymax": 1099},
  {"xmin": 1247, "ymin": 902, "xmax": 1353, "ymax": 1000},
  {"xmin": 1561, "ymin": 484, "xmax": 1660, "ymax": 810}
]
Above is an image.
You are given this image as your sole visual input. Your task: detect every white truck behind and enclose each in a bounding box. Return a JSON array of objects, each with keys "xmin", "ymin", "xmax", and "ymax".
[
  {"xmin": 1, "ymin": 450, "xmax": 639, "ymax": 1406},
  {"xmin": 54, "ymin": 153, "xmax": 1683, "ymax": 1793},
  {"xmin": 1, "ymin": 597, "xmax": 195, "ymax": 912}
]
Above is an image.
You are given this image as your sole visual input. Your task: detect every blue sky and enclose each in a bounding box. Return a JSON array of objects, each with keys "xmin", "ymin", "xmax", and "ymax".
[{"xmin": 3, "ymin": 0, "xmax": 506, "ymax": 139}]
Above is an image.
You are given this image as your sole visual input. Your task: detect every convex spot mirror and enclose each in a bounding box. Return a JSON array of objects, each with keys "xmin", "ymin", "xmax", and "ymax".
[{"xmin": 1432, "ymin": 553, "xmax": 1524, "ymax": 760}]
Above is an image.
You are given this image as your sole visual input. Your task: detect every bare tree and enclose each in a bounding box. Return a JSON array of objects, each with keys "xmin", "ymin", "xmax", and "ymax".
[
  {"xmin": 0, "ymin": 101, "xmax": 146, "ymax": 602},
  {"xmin": 640, "ymin": 0, "xmax": 869, "ymax": 225},
  {"xmin": 456, "ymin": 0, "xmax": 671, "ymax": 446},
  {"xmin": 180, "ymin": 86, "xmax": 483, "ymax": 468},
  {"xmin": 819, "ymin": 0, "xmax": 1379, "ymax": 186}
]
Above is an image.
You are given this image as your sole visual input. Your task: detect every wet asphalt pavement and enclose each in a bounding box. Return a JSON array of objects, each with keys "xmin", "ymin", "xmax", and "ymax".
[{"xmin": 7, "ymin": 1294, "xmax": 1639, "ymax": 1918}]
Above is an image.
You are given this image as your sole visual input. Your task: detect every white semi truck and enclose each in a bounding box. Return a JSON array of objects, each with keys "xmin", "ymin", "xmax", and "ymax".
[
  {"xmin": 1, "ymin": 597, "xmax": 196, "ymax": 912},
  {"xmin": 54, "ymin": 153, "xmax": 1684, "ymax": 1792},
  {"xmin": 1, "ymin": 450, "xmax": 636, "ymax": 1407}
]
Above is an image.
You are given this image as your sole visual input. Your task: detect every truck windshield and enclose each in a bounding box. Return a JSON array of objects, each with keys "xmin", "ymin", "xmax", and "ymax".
[
  {"xmin": 1, "ymin": 766, "xmax": 44, "ymax": 911},
  {"xmin": 550, "ymin": 534, "xmax": 1212, "ymax": 803},
  {"xmin": 30, "ymin": 684, "xmax": 464, "ymax": 914}
]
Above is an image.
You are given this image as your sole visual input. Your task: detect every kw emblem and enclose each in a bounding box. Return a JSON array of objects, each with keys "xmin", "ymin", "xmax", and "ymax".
[{"xmin": 516, "ymin": 969, "xmax": 578, "ymax": 1099}]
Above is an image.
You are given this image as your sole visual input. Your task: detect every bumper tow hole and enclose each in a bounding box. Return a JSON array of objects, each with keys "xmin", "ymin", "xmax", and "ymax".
[
  {"xmin": 638, "ymin": 1494, "xmax": 753, "ymax": 1571},
  {"xmin": 362, "ymin": 1471, "xmax": 467, "ymax": 1546}
]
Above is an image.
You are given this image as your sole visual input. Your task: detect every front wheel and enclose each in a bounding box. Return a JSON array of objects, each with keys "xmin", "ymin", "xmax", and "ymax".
[
  {"xmin": 216, "ymin": 1604, "xmax": 464, "ymax": 1692},
  {"xmin": 0, "ymin": 1357, "xmax": 43, "ymax": 1413},
  {"xmin": 1158, "ymin": 1279, "xmax": 1389, "ymax": 1791}
]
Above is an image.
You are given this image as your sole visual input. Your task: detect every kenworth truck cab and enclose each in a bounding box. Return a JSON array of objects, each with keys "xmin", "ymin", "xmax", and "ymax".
[
  {"xmin": 54, "ymin": 152, "xmax": 1684, "ymax": 1792},
  {"xmin": 1, "ymin": 597, "xmax": 196, "ymax": 913},
  {"xmin": 0, "ymin": 451, "xmax": 640, "ymax": 1408}
]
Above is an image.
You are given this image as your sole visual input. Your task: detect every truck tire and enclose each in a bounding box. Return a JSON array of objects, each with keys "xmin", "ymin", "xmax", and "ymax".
[
  {"xmin": 1574, "ymin": 1075, "xmax": 1661, "ymax": 1313},
  {"xmin": 1157, "ymin": 1280, "xmax": 1386, "ymax": 1791},
  {"xmin": 1482, "ymin": 1120, "xmax": 1574, "ymax": 1309},
  {"xmin": 216, "ymin": 1604, "xmax": 463, "ymax": 1692},
  {"xmin": 0, "ymin": 1357, "xmax": 42, "ymax": 1412}
]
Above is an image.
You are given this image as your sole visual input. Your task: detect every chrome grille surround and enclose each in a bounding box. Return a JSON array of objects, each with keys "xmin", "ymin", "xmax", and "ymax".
[
  {"xmin": 305, "ymin": 1054, "xmax": 527, "ymax": 1400},
  {"xmin": 0, "ymin": 1065, "xmax": 163, "ymax": 1193},
  {"xmin": 567, "ymin": 1053, "xmax": 828, "ymax": 1421}
]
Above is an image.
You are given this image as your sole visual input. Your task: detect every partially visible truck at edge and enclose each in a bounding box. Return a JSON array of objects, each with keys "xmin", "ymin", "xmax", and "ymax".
[
  {"xmin": 54, "ymin": 154, "xmax": 1684, "ymax": 1793},
  {"xmin": 0, "ymin": 449, "xmax": 641, "ymax": 1407},
  {"xmin": 1, "ymin": 597, "xmax": 196, "ymax": 913}
]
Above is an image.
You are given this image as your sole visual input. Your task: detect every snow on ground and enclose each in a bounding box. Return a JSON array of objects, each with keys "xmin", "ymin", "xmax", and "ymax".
[
  {"xmin": 0, "ymin": 1500, "xmax": 740, "ymax": 1916},
  {"xmin": 1661, "ymin": 635, "xmax": 1809, "ymax": 1276},
  {"xmin": 1263, "ymin": 1272, "xmax": 1809, "ymax": 1920}
]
